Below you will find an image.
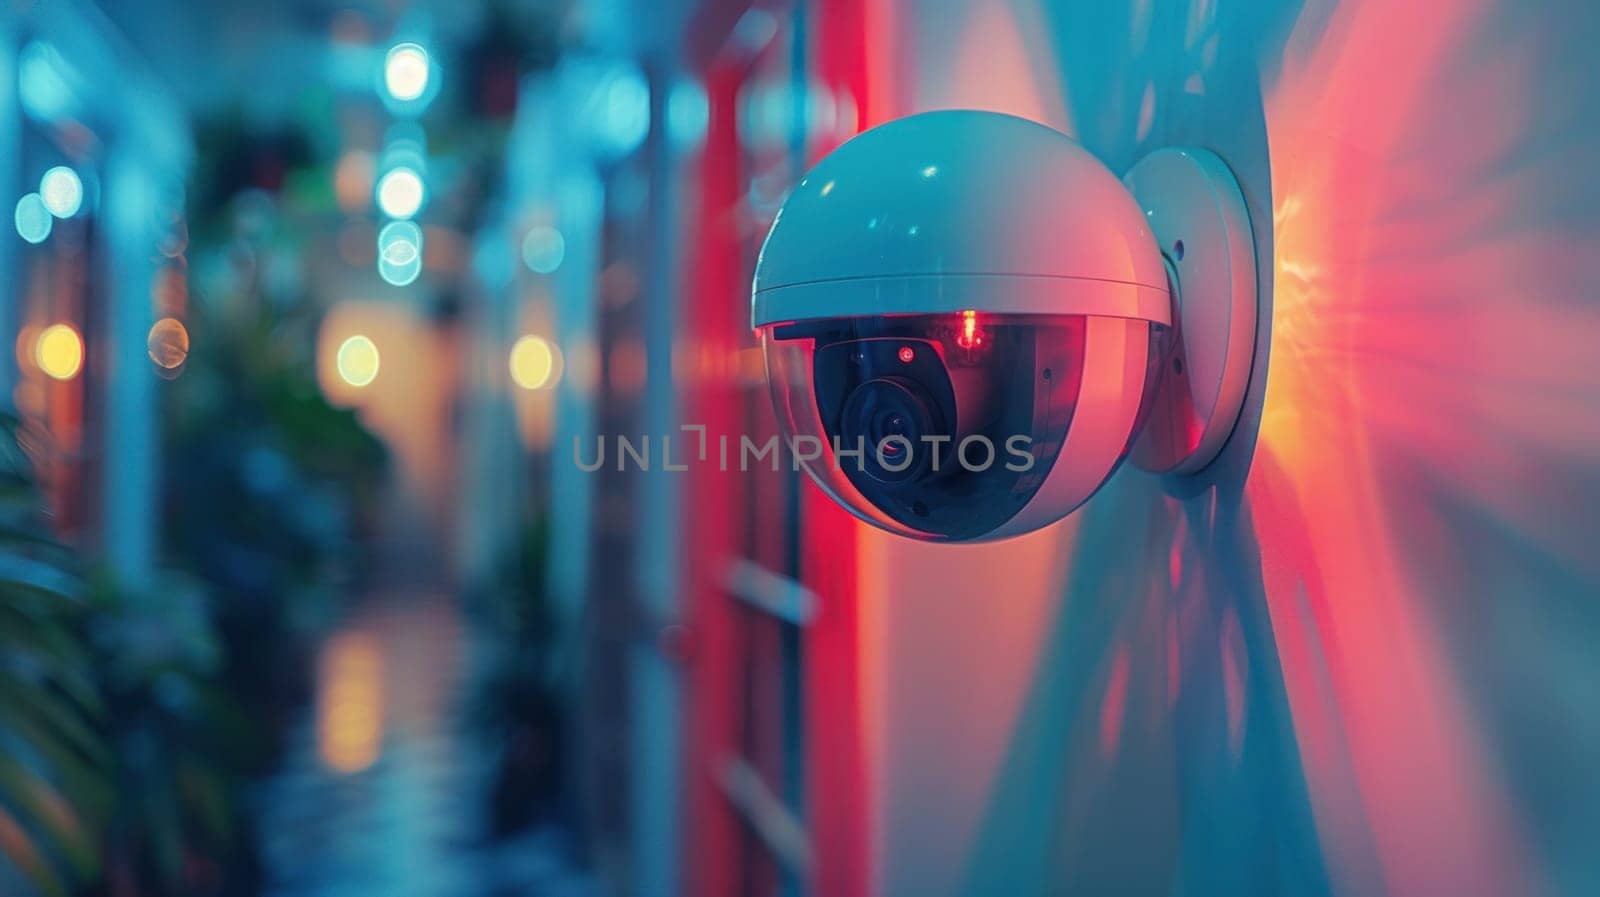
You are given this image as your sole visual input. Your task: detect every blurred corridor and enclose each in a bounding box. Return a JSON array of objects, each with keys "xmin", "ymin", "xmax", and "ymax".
[{"xmin": 1, "ymin": 1, "xmax": 1599, "ymax": 897}]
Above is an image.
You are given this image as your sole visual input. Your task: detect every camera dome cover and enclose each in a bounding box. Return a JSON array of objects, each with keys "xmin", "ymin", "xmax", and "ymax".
[
  {"xmin": 763, "ymin": 312, "xmax": 1159, "ymax": 541},
  {"xmin": 754, "ymin": 111, "xmax": 1172, "ymax": 541},
  {"xmin": 751, "ymin": 110, "xmax": 1171, "ymax": 328}
]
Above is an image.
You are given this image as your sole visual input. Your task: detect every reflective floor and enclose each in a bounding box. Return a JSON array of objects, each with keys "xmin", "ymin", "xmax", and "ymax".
[
  {"xmin": 253, "ymin": 592, "xmax": 592, "ymax": 897},
  {"xmin": 237, "ymin": 481, "xmax": 592, "ymax": 897}
]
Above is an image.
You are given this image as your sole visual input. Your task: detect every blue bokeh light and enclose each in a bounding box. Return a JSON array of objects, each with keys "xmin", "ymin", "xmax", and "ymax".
[
  {"xmin": 377, "ymin": 220, "xmax": 424, "ymax": 286},
  {"xmin": 521, "ymin": 225, "xmax": 566, "ymax": 274},
  {"xmin": 15, "ymin": 193, "xmax": 53, "ymax": 243}
]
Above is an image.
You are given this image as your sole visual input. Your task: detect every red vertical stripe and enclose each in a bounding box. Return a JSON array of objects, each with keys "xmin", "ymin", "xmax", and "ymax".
[
  {"xmin": 682, "ymin": 61, "xmax": 747, "ymax": 897},
  {"xmin": 804, "ymin": 2, "xmax": 875, "ymax": 896}
]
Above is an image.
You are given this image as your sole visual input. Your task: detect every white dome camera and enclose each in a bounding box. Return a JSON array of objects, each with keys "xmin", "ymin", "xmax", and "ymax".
[{"xmin": 754, "ymin": 110, "xmax": 1258, "ymax": 542}]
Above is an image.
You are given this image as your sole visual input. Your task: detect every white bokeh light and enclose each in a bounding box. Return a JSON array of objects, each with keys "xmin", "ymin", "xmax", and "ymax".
[
  {"xmin": 375, "ymin": 167, "xmax": 425, "ymax": 219},
  {"xmin": 39, "ymin": 166, "xmax": 83, "ymax": 218},
  {"xmin": 384, "ymin": 43, "xmax": 430, "ymax": 102}
]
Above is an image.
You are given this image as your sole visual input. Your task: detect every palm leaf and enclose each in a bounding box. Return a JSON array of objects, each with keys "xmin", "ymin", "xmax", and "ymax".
[
  {"xmin": 0, "ymin": 807, "xmax": 68, "ymax": 897},
  {"xmin": 0, "ymin": 755, "xmax": 98, "ymax": 877},
  {"xmin": 0, "ymin": 676, "xmax": 107, "ymax": 767},
  {"xmin": 0, "ymin": 704, "xmax": 110, "ymax": 819},
  {"xmin": 0, "ymin": 410, "xmax": 108, "ymax": 896},
  {"xmin": 0, "ymin": 556, "xmax": 85, "ymax": 606},
  {"xmin": 0, "ymin": 603, "xmax": 101, "ymax": 715}
]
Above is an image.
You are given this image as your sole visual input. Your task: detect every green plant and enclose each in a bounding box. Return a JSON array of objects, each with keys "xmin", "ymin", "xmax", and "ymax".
[
  {"xmin": 471, "ymin": 515, "xmax": 566, "ymax": 835},
  {"xmin": 0, "ymin": 413, "xmax": 107, "ymax": 897},
  {"xmin": 85, "ymin": 571, "xmax": 257, "ymax": 897}
]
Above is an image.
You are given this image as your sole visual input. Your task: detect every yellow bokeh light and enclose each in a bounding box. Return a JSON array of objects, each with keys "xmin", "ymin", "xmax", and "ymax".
[
  {"xmin": 337, "ymin": 334, "xmax": 380, "ymax": 387},
  {"xmin": 509, "ymin": 334, "xmax": 558, "ymax": 390},
  {"xmin": 35, "ymin": 323, "xmax": 83, "ymax": 381},
  {"xmin": 316, "ymin": 631, "xmax": 385, "ymax": 774}
]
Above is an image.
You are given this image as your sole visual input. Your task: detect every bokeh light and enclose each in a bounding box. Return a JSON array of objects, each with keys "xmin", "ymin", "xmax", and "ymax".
[
  {"xmin": 14, "ymin": 324, "xmax": 40, "ymax": 373},
  {"xmin": 336, "ymin": 335, "xmax": 381, "ymax": 387},
  {"xmin": 596, "ymin": 65, "xmax": 650, "ymax": 159},
  {"xmin": 383, "ymin": 43, "xmax": 430, "ymax": 102},
  {"xmin": 509, "ymin": 334, "xmax": 560, "ymax": 390},
  {"xmin": 668, "ymin": 80, "xmax": 710, "ymax": 148},
  {"xmin": 381, "ymin": 237, "xmax": 418, "ymax": 266},
  {"xmin": 334, "ymin": 150, "xmax": 375, "ymax": 213},
  {"xmin": 14, "ymin": 193, "xmax": 52, "ymax": 244},
  {"xmin": 377, "ymin": 221, "xmax": 423, "ymax": 285},
  {"xmin": 12, "ymin": 380, "xmax": 44, "ymax": 417},
  {"xmin": 18, "ymin": 42, "xmax": 75, "ymax": 123},
  {"xmin": 35, "ymin": 323, "xmax": 84, "ymax": 381},
  {"xmin": 316, "ymin": 631, "xmax": 385, "ymax": 774},
  {"xmin": 39, "ymin": 166, "xmax": 83, "ymax": 218},
  {"xmin": 521, "ymin": 225, "xmax": 565, "ymax": 274},
  {"xmin": 147, "ymin": 317, "xmax": 191, "ymax": 374},
  {"xmin": 375, "ymin": 166, "xmax": 425, "ymax": 219}
]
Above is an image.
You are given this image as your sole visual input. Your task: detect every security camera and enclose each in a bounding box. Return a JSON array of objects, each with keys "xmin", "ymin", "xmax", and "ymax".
[{"xmin": 754, "ymin": 110, "xmax": 1258, "ymax": 542}]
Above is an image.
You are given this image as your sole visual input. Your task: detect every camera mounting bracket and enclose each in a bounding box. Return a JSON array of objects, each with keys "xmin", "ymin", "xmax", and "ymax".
[{"xmin": 1123, "ymin": 147, "xmax": 1258, "ymax": 476}]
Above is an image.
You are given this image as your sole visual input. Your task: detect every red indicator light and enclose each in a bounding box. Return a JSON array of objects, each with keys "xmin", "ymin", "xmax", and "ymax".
[
  {"xmin": 955, "ymin": 309, "xmax": 983, "ymax": 349},
  {"xmin": 898, "ymin": 345, "xmax": 915, "ymax": 363}
]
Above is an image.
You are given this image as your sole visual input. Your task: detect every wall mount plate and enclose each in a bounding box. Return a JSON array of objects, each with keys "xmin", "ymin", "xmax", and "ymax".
[{"xmin": 1123, "ymin": 147, "xmax": 1258, "ymax": 476}]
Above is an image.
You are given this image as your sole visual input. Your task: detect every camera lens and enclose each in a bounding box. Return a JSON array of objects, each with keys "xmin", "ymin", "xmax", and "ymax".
[{"xmin": 840, "ymin": 377, "xmax": 944, "ymax": 484}]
